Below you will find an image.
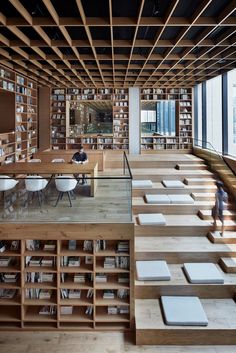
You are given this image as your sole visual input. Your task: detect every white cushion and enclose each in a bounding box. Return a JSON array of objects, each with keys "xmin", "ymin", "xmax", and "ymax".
[
  {"xmin": 0, "ymin": 176, "xmax": 18, "ymax": 191},
  {"xmin": 138, "ymin": 213, "xmax": 166, "ymax": 225},
  {"xmin": 132, "ymin": 180, "xmax": 153, "ymax": 189},
  {"xmin": 136, "ymin": 261, "xmax": 171, "ymax": 281},
  {"xmin": 55, "ymin": 176, "xmax": 77, "ymax": 192},
  {"xmin": 183, "ymin": 263, "xmax": 224, "ymax": 284},
  {"xmin": 168, "ymin": 194, "xmax": 194, "ymax": 204},
  {"xmin": 162, "ymin": 180, "xmax": 185, "ymax": 188},
  {"xmin": 25, "ymin": 176, "xmax": 48, "ymax": 192},
  {"xmin": 161, "ymin": 296, "xmax": 208, "ymax": 326},
  {"xmin": 145, "ymin": 194, "xmax": 171, "ymax": 204}
]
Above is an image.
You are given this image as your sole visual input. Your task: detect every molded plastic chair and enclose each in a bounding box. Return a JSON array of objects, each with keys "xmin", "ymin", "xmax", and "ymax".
[
  {"xmin": 54, "ymin": 176, "xmax": 77, "ymax": 207},
  {"xmin": 28, "ymin": 159, "xmax": 41, "ymax": 163},
  {"xmin": 52, "ymin": 158, "xmax": 65, "ymax": 163},
  {"xmin": 25, "ymin": 175, "xmax": 48, "ymax": 206},
  {"xmin": 0, "ymin": 176, "xmax": 18, "ymax": 208}
]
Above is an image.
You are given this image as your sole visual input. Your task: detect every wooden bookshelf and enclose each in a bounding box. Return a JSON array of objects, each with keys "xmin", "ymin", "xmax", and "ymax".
[
  {"xmin": 50, "ymin": 88, "xmax": 129, "ymax": 151},
  {"xmin": 140, "ymin": 88, "xmax": 192, "ymax": 151},
  {"xmin": 0, "ymin": 65, "xmax": 38, "ymax": 163},
  {"xmin": 50, "ymin": 88, "xmax": 67, "ymax": 150},
  {"xmin": 0, "ymin": 223, "xmax": 134, "ymax": 331}
]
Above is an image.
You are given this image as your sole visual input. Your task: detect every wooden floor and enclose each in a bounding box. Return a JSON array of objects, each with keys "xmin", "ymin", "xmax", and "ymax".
[{"xmin": 0, "ymin": 332, "xmax": 236, "ymax": 353}]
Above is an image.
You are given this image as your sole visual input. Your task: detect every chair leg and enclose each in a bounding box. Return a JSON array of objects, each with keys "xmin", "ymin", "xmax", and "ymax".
[
  {"xmin": 67, "ymin": 191, "xmax": 72, "ymax": 207},
  {"xmin": 54, "ymin": 192, "xmax": 62, "ymax": 207},
  {"xmin": 70, "ymin": 190, "xmax": 76, "ymax": 200},
  {"xmin": 36, "ymin": 191, "xmax": 42, "ymax": 207}
]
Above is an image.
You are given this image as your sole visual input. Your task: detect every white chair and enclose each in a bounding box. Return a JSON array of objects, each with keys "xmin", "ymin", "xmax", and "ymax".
[
  {"xmin": 0, "ymin": 176, "xmax": 18, "ymax": 208},
  {"xmin": 52, "ymin": 158, "xmax": 65, "ymax": 163},
  {"xmin": 25, "ymin": 176, "xmax": 48, "ymax": 206},
  {"xmin": 28, "ymin": 159, "xmax": 41, "ymax": 163},
  {"xmin": 54, "ymin": 176, "xmax": 77, "ymax": 207}
]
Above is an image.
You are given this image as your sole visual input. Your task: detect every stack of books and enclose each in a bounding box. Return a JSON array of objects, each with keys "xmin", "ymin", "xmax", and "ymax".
[
  {"xmin": 117, "ymin": 241, "xmax": 129, "ymax": 253},
  {"xmin": 117, "ymin": 289, "xmax": 129, "ymax": 299},
  {"xmin": 68, "ymin": 257, "xmax": 80, "ymax": 267},
  {"xmin": 69, "ymin": 289, "xmax": 81, "ymax": 299},
  {"xmin": 28, "ymin": 257, "xmax": 42, "ymax": 267},
  {"xmin": 1, "ymin": 273, "xmax": 18, "ymax": 283},
  {"xmin": 74, "ymin": 274, "xmax": 85, "ymax": 283},
  {"xmin": 39, "ymin": 289, "xmax": 52, "ymax": 300},
  {"xmin": 103, "ymin": 290, "xmax": 115, "ymax": 299},
  {"xmin": 0, "ymin": 288, "xmax": 16, "ymax": 298},
  {"xmin": 118, "ymin": 306, "xmax": 129, "ymax": 314},
  {"xmin": 43, "ymin": 243, "xmax": 56, "ymax": 251},
  {"xmin": 104, "ymin": 257, "xmax": 115, "ymax": 269},
  {"xmin": 41, "ymin": 273, "xmax": 54, "ymax": 282},
  {"xmin": 107, "ymin": 306, "xmax": 118, "ymax": 315},
  {"xmin": 115, "ymin": 256, "xmax": 129, "ymax": 269},
  {"xmin": 118, "ymin": 274, "xmax": 129, "ymax": 283},
  {"xmin": 0, "ymin": 257, "xmax": 12, "ymax": 267},
  {"xmin": 60, "ymin": 306, "xmax": 73, "ymax": 315},
  {"xmin": 95, "ymin": 273, "xmax": 107, "ymax": 283},
  {"xmin": 41, "ymin": 257, "xmax": 54, "ymax": 267}
]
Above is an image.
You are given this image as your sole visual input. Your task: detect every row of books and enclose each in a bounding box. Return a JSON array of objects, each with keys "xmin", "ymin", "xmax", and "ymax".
[
  {"xmin": 0, "ymin": 288, "xmax": 16, "ymax": 298},
  {"xmin": 0, "ymin": 273, "xmax": 19, "ymax": 283},
  {"xmin": 26, "ymin": 256, "xmax": 56, "ymax": 267},
  {"xmin": 25, "ymin": 288, "xmax": 52, "ymax": 300},
  {"xmin": 107, "ymin": 305, "xmax": 129, "ymax": 315},
  {"xmin": 103, "ymin": 257, "xmax": 129, "ymax": 269},
  {"xmin": 25, "ymin": 272, "xmax": 54, "ymax": 283},
  {"xmin": 103, "ymin": 289, "xmax": 129, "ymax": 299},
  {"xmin": 61, "ymin": 273, "xmax": 93, "ymax": 283},
  {"xmin": 95, "ymin": 273, "xmax": 129, "ymax": 283}
]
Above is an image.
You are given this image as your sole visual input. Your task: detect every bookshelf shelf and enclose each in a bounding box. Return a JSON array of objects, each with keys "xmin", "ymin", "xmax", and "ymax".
[
  {"xmin": 0, "ymin": 224, "xmax": 134, "ymax": 330},
  {"xmin": 140, "ymin": 87, "xmax": 192, "ymax": 151}
]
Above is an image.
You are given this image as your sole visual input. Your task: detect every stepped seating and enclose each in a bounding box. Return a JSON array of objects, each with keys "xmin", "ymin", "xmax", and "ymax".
[
  {"xmin": 135, "ymin": 263, "xmax": 236, "ymax": 299},
  {"xmin": 191, "ymin": 192, "xmax": 215, "ymax": 201},
  {"xmin": 208, "ymin": 231, "xmax": 236, "ymax": 244},
  {"xmin": 132, "ymin": 169, "xmax": 213, "ymax": 182},
  {"xmin": 134, "ymin": 215, "xmax": 211, "ymax": 236},
  {"xmin": 198, "ymin": 209, "xmax": 236, "ymax": 221},
  {"xmin": 184, "ymin": 177, "xmax": 215, "ymax": 185},
  {"xmin": 135, "ymin": 236, "xmax": 236, "ymax": 262},
  {"xmin": 133, "ymin": 197, "xmax": 213, "ymax": 214},
  {"xmin": 176, "ymin": 163, "xmax": 207, "ymax": 170},
  {"xmin": 135, "ymin": 298, "xmax": 236, "ymax": 345},
  {"xmin": 220, "ymin": 257, "xmax": 236, "ymax": 273}
]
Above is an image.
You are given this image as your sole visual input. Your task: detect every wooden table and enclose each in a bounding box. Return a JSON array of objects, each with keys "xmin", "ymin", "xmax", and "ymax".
[{"xmin": 0, "ymin": 162, "xmax": 98, "ymax": 197}]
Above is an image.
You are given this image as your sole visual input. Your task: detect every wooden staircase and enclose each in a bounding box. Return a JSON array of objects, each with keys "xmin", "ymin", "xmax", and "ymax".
[{"xmin": 129, "ymin": 153, "xmax": 236, "ymax": 345}]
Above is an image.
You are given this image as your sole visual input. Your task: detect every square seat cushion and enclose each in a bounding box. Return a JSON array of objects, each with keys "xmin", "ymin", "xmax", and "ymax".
[
  {"xmin": 168, "ymin": 194, "xmax": 194, "ymax": 204},
  {"xmin": 162, "ymin": 180, "xmax": 185, "ymax": 188},
  {"xmin": 183, "ymin": 263, "xmax": 224, "ymax": 284},
  {"xmin": 136, "ymin": 260, "xmax": 171, "ymax": 281},
  {"xmin": 161, "ymin": 296, "xmax": 208, "ymax": 326},
  {"xmin": 138, "ymin": 213, "xmax": 166, "ymax": 225},
  {"xmin": 132, "ymin": 180, "xmax": 153, "ymax": 188},
  {"xmin": 145, "ymin": 194, "xmax": 171, "ymax": 204}
]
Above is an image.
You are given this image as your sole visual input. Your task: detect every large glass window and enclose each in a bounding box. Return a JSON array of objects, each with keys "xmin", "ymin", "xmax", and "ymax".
[
  {"xmin": 206, "ymin": 75, "xmax": 222, "ymax": 153},
  {"xmin": 227, "ymin": 68, "xmax": 236, "ymax": 156},
  {"xmin": 197, "ymin": 83, "xmax": 202, "ymax": 144}
]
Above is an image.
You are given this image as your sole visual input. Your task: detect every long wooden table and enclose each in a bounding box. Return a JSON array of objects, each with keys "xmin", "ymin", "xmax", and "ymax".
[{"xmin": 0, "ymin": 162, "xmax": 98, "ymax": 197}]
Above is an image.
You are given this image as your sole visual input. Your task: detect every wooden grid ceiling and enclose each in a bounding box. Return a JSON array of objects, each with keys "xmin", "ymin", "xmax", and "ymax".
[{"xmin": 0, "ymin": 0, "xmax": 236, "ymax": 88}]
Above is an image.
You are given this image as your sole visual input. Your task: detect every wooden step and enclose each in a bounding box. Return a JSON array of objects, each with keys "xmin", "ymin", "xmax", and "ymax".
[
  {"xmin": 135, "ymin": 299, "xmax": 236, "ymax": 345},
  {"xmin": 135, "ymin": 236, "xmax": 236, "ymax": 262},
  {"xmin": 191, "ymin": 192, "xmax": 215, "ymax": 201},
  {"xmin": 184, "ymin": 178, "xmax": 215, "ymax": 186},
  {"xmin": 220, "ymin": 257, "xmax": 236, "ymax": 273},
  {"xmin": 208, "ymin": 231, "xmax": 236, "ymax": 244},
  {"xmin": 134, "ymin": 214, "xmax": 211, "ymax": 236},
  {"xmin": 132, "ymin": 169, "xmax": 213, "ymax": 182},
  {"xmin": 198, "ymin": 209, "xmax": 236, "ymax": 221},
  {"xmin": 176, "ymin": 163, "xmax": 207, "ymax": 170},
  {"xmin": 132, "ymin": 197, "xmax": 214, "ymax": 215},
  {"xmin": 133, "ymin": 183, "xmax": 217, "ymax": 197},
  {"xmin": 135, "ymin": 263, "xmax": 236, "ymax": 299}
]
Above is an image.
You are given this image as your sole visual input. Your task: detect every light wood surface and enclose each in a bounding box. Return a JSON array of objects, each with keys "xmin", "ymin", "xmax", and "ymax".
[
  {"xmin": 135, "ymin": 299, "xmax": 236, "ymax": 345},
  {"xmin": 35, "ymin": 149, "xmax": 105, "ymax": 171},
  {"xmin": 0, "ymin": 161, "xmax": 98, "ymax": 197}
]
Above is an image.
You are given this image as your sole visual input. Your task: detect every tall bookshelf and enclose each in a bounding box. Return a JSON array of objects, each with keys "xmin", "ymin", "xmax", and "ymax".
[
  {"xmin": 50, "ymin": 88, "xmax": 129, "ymax": 151},
  {"xmin": 0, "ymin": 65, "xmax": 38, "ymax": 163},
  {"xmin": 0, "ymin": 223, "xmax": 134, "ymax": 330},
  {"xmin": 140, "ymin": 88, "xmax": 192, "ymax": 151},
  {"xmin": 50, "ymin": 88, "xmax": 67, "ymax": 150}
]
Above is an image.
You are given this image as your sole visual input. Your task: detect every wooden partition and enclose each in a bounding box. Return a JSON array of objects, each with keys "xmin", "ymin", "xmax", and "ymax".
[
  {"xmin": 34, "ymin": 149, "xmax": 105, "ymax": 171},
  {"xmin": 0, "ymin": 222, "xmax": 134, "ymax": 331}
]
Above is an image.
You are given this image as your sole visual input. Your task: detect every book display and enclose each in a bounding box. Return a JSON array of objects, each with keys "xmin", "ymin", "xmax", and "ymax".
[
  {"xmin": 0, "ymin": 65, "xmax": 38, "ymax": 164},
  {"xmin": 0, "ymin": 224, "xmax": 134, "ymax": 330},
  {"xmin": 51, "ymin": 88, "xmax": 129, "ymax": 151},
  {"xmin": 140, "ymin": 88, "xmax": 192, "ymax": 151}
]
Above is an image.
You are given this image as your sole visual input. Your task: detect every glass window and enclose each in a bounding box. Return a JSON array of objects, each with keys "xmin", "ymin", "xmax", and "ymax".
[
  {"xmin": 227, "ymin": 68, "xmax": 236, "ymax": 156},
  {"xmin": 206, "ymin": 75, "xmax": 222, "ymax": 153},
  {"xmin": 197, "ymin": 83, "xmax": 202, "ymax": 144}
]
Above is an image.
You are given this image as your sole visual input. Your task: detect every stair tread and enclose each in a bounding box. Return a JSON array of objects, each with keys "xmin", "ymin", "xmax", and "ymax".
[
  {"xmin": 134, "ymin": 197, "xmax": 214, "ymax": 207},
  {"xmin": 134, "ymin": 214, "xmax": 210, "ymax": 227},
  {"xmin": 135, "ymin": 298, "xmax": 236, "ymax": 330},
  {"xmin": 135, "ymin": 236, "xmax": 236, "ymax": 252},
  {"xmin": 200, "ymin": 209, "xmax": 236, "ymax": 216},
  {"xmin": 220, "ymin": 257, "xmax": 236, "ymax": 268},
  {"xmin": 135, "ymin": 263, "xmax": 236, "ymax": 286},
  {"xmin": 208, "ymin": 231, "xmax": 236, "ymax": 244}
]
